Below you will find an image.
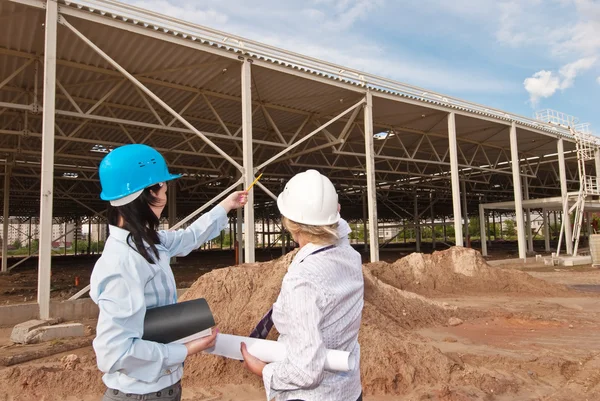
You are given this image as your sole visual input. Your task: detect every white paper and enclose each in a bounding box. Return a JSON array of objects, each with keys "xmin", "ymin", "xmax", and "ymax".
[
  {"xmin": 170, "ymin": 328, "xmax": 212, "ymax": 344},
  {"xmin": 205, "ymin": 333, "xmax": 355, "ymax": 372}
]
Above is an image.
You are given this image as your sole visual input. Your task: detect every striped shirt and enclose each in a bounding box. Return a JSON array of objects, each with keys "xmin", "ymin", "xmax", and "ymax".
[
  {"xmin": 90, "ymin": 205, "xmax": 228, "ymax": 394},
  {"xmin": 262, "ymin": 219, "xmax": 364, "ymax": 401}
]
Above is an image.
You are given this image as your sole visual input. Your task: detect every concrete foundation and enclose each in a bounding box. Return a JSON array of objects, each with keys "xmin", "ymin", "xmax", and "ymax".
[
  {"xmin": 25, "ymin": 323, "xmax": 85, "ymax": 344},
  {"xmin": 10, "ymin": 320, "xmax": 48, "ymax": 343}
]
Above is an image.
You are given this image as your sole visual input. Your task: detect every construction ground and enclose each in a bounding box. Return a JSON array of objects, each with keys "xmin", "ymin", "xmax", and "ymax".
[{"xmin": 1, "ymin": 248, "xmax": 600, "ymax": 401}]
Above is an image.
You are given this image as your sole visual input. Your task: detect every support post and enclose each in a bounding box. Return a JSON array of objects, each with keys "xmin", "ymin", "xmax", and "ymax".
[
  {"xmin": 443, "ymin": 215, "xmax": 447, "ymax": 242},
  {"xmin": 1, "ymin": 162, "xmax": 10, "ymax": 273},
  {"xmin": 558, "ymin": 138, "xmax": 573, "ymax": 255},
  {"xmin": 38, "ymin": 0, "xmax": 58, "ymax": 320},
  {"xmin": 430, "ymin": 192, "xmax": 436, "ymax": 251},
  {"xmin": 362, "ymin": 192, "xmax": 368, "ymax": 252},
  {"xmin": 364, "ymin": 92, "xmax": 379, "ymax": 262},
  {"xmin": 595, "ymin": 149, "xmax": 600, "ymax": 192},
  {"xmin": 510, "ymin": 122, "xmax": 527, "ymax": 259},
  {"xmin": 236, "ymin": 193, "xmax": 243, "ymax": 263},
  {"xmin": 87, "ymin": 218, "xmax": 91, "ymax": 255},
  {"xmin": 74, "ymin": 218, "xmax": 78, "ymax": 255},
  {"xmin": 492, "ymin": 211, "xmax": 496, "ymax": 240},
  {"xmin": 587, "ymin": 212, "xmax": 592, "ymax": 240},
  {"xmin": 479, "ymin": 204, "xmax": 487, "ymax": 256},
  {"xmin": 29, "ymin": 216, "xmax": 33, "ymax": 256},
  {"xmin": 168, "ymin": 181, "xmax": 177, "ymax": 264},
  {"xmin": 524, "ymin": 178, "xmax": 533, "ymax": 253},
  {"xmin": 241, "ymin": 59, "xmax": 255, "ymax": 263},
  {"xmin": 414, "ymin": 193, "xmax": 420, "ymax": 253},
  {"xmin": 543, "ymin": 208, "xmax": 550, "ymax": 252},
  {"xmin": 461, "ymin": 180, "xmax": 468, "ymax": 247},
  {"xmin": 281, "ymin": 222, "xmax": 286, "ymax": 256},
  {"xmin": 447, "ymin": 112, "xmax": 463, "ymax": 246}
]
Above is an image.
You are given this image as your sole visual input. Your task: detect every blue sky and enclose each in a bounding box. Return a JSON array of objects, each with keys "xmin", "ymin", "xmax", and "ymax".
[{"xmin": 124, "ymin": 0, "xmax": 600, "ymax": 131}]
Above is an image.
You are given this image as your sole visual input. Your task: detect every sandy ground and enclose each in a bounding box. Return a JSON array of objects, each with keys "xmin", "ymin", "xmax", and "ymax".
[{"xmin": 2, "ymin": 249, "xmax": 600, "ymax": 400}]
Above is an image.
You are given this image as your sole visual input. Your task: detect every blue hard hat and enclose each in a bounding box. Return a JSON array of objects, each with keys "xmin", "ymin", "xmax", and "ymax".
[{"xmin": 99, "ymin": 144, "xmax": 180, "ymax": 205}]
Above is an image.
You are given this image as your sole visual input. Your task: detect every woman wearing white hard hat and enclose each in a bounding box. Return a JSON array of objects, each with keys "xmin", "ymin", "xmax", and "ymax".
[
  {"xmin": 90, "ymin": 144, "xmax": 247, "ymax": 401},
  {"xmin": 241, "ymin": 169, "xmax": 364, "ymax": 401}
]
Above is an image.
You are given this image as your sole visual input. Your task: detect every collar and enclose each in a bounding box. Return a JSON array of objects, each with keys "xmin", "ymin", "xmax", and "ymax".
[
  {"xmin": 109, "ymin": 225, "xmax": 130, "ymax": 242},
  {"xmin": 293, "ymin": 243, "xmax": 335, "ymax": 265}
]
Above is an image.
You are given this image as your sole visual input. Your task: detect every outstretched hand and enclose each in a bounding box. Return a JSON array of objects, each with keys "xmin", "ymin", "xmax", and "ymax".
[
  {"xmin": 241, "ymin": 342, "xmax": 266, "ymax": 377},
  {"xmin": 220, "ymin": 191, "xmax": 248, "ymax": 213}
]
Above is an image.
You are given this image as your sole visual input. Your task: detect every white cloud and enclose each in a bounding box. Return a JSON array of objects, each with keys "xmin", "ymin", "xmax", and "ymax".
[
  {"xmin": 489, "ymin": 0, "xmax": 600, "ymax": 105},
  {"xmin": 524, "ymin": 57, "xmax": 596, "ymax": 105},
  {"xmin": 559, "ymin": 57, "xmax": 597, "ymax": 89},
  {"xmin": 523, "ymin": 70, "xmax": 561, "ymax": 106},
  {"xmin": 597, "ymin": 76, "xmax": 600, "ymax": 85}
]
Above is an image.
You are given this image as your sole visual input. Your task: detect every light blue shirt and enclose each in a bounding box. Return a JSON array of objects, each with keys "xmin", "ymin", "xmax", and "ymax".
[{"xmin": 90, "ymin": 205, "xmax": 228, "ymax": 394}]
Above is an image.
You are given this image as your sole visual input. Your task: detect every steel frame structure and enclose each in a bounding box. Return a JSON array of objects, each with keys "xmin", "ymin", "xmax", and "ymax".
[{"xmin": 0, "ymin": 0, "xmax": 596, "ymax": 317}]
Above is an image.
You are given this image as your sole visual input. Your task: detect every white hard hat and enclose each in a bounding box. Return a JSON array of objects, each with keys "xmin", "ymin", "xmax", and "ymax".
[{"xmin": 277, "ymin": 170, "xmax": 340, "ymax": 226}]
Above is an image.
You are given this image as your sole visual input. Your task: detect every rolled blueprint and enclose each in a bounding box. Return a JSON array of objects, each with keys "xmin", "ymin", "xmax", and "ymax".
[
  {"xmin": 206, "ymin": 333, "xmax": 355, "ymax": 372},
  {"xmin": 143, "ymin": 298, "xmax": 215, "ymax": 344}
]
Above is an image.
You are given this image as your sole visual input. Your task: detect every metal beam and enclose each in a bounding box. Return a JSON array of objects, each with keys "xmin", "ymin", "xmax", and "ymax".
[
  {"xmin": 242, "ymin": 60, "xmax": 255, "ymax": 263},
  {"xmin": 364, "ymin": 92, "xmax": 379, "ymax": 262},
  {"xmin": 38, "ymin": 0, "xmax": 58, "ymax": 320},
  {"xmin": 543, "ymin": 208, "xmax": 551, "ymax": 252},
  {"xmin": 558, "ymin": 138, "xmax": 573, "ymax": 255},
  {"xmin": 510, "ymin": 122, "xmax": 527, "ymax": 259},
  {"xmin": 1, "ymin": 161, "xmax": 10, "ymax": 273},
  {"xmin": 447, "ymin": 112, "xmax": 463, "ymax": 246},
  {"xmin": 479, "ymin": 204, "xmax": 487, "ymax": 256}
]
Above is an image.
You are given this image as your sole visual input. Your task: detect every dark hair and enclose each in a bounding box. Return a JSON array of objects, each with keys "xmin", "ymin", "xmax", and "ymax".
[{"xmin": 108, "ymin": 183, "xmax": 163, "ymax": 264}]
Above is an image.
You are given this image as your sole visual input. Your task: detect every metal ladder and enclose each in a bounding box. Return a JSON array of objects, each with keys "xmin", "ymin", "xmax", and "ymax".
[{"xmin": 557, "ymin": 124, "xmax": 600, "ymax": 256}]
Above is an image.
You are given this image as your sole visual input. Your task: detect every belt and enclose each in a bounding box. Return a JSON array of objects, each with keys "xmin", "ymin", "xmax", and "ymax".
[{"xmin": 105, "ymin": 381, "xmax": 181, "ymax": 400}]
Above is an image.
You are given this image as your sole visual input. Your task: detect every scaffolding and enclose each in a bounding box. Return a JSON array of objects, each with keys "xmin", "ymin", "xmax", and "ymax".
[{"xmin": 537, "ymin": 109, "xmax": 600, "ymax": 256}]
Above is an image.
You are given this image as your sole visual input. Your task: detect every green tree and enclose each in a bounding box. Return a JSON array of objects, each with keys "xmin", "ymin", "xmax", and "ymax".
[
  {"xmin": 12, "ymin": 239, "xmax": 22, "ymax": 249},
  {"xmin": 505, "ymin": 220, "xmax": 516, "ymax": 237},
  {"xmin": 468, "ymin": 217, "xmax": 480, "ymax": 237}
]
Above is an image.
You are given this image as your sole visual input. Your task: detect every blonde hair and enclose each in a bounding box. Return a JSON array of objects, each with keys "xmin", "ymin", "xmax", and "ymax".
[{"xmin": 282, "ymin": 216, "xmax": 339, "ymax": 246}]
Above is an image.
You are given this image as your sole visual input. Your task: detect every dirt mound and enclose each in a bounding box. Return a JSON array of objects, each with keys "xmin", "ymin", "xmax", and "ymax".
[
  {"xmin": 368, "ymin": 247, "xmax": 569, "ymax": 296},
  {"xmin": 0, "ymin": 356, "xmax": 104, "ymax": 401},
  {"xmin": 179, "ymin": 249, "xmax": 496, "ymax": 396}
]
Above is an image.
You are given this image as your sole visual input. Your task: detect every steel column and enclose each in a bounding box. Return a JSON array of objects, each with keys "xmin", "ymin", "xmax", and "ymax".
[
  {"xmin": 430, "ymin": 192, "xmax": 436, "ymax": 250},
  {"xmin": 447, "ymin": 112, "xmax": 463, "ymax": 246},
  {"xmin": 596, "ymin": 149, "xmax": 600, "ymax": 192},
  {"xmin": 414, "ymin": 193, "xmax": 420, "ymax": 253},
  {"xmin": 241, "ymin": 60, "xmax": 255, "ymax": 263},
  {"xmin": 510, "ymin": 122, "xmax": 527, "ymax": 259},
  {"xmin": 1, "ymin": 162, "xmax": 10, "ymax": 273},
  {"xmin": 479, "ymin": 204, "xmax": 487, "ymax": 256},
  {"xmin": 524, "ymin": 178, "xmax": 533, "ymax": 253},
  {"xmin": 543, "ymin": 208, "xmax": 550, "ymax": 252},
  {"xmin": 364, "ymin": 92, "xmax": 379, "ymax": 262},
  {"xmin": 168, "ymin": 181, "xmax": 177, "ymax": 264},
  {"xmin": 38, "ymin": 0, "xmax": 58, "ymax": 319},
  {"xmin": 461, "ymin": 180, "xmax": 468, "ymax": 247},
  {"xmin": 558, "ymin": 138, "xmax": 573, "ymax": 255}
]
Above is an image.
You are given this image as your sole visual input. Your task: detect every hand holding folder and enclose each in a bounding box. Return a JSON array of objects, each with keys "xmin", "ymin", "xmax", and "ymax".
[{"xmin": 142, "ymin": 298, "xmax": 215, "ymax": 344}]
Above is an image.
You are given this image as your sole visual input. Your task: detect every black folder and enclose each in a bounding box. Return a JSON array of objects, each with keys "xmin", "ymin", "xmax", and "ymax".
[{"xmin": 142, "ymin": 298, "xmax": 215, "ymax": 344}]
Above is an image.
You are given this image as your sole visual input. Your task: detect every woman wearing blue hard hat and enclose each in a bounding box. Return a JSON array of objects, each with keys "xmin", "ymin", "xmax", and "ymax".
[{"xmin": 90, "ymin": 144, "xmax": 247, "ymax": 401}]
